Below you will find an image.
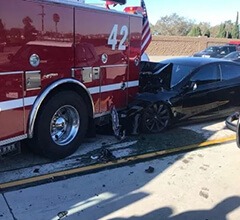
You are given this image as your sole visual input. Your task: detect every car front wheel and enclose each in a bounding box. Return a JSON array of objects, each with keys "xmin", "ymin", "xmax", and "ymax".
[{"xmin": 141, "ymin": 102, "xmax": 171, "ymax": 133}]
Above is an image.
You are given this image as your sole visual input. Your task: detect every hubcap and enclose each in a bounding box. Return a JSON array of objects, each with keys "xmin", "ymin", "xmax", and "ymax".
[
  {"xmin": 50, "ymin": 105, "xmax": 80, "ymax": 146},
  {"xmin": 144, "ymin": 103, "xmax": 170, "ymax": 133}
]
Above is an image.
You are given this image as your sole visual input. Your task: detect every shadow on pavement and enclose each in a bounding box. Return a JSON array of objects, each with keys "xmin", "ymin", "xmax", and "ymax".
[{"xmin": 109, "ymin": 196, "xmax": 240, "ymax": 220}]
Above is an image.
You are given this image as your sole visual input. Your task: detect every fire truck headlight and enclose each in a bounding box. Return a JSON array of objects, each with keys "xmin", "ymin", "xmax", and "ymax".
[{"xmin": 29, "ymin": 54, "xmax": 40, "ymax": 67}]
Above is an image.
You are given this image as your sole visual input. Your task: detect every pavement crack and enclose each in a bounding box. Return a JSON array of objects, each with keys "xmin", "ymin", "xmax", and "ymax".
[{"xmin": 1, "ymin": 193, "xmax": 18, "ymax": 220}]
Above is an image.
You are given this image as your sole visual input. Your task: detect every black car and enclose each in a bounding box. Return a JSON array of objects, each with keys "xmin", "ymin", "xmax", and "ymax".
[
  {"xmin": 193, "ymin": 45, "xmax": 236, "ymax": 58},
  {"xmin": 222, "ymin": 51, "xmax": 240, "ymax": 62},
  {"xmin": 134, "ymin": 57, "xmax": 240, "ymax": 133}
]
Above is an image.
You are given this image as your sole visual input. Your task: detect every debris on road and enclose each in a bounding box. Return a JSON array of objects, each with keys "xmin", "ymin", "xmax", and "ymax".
[
  {"xmin": 57, "ymin": 210, "xmax": 68, "ymax": 219},
  {"xmin": 145, "ymin": 166, "xmax": 154, "ymax": 173}
]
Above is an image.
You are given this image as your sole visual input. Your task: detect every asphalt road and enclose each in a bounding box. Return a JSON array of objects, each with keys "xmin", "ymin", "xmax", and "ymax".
[
  {"xmin": 1, "ymin": 140, "xmax": 240, "ymax": 220},
  {"xmin": 0, "ymin": 119, "xmax": 235, "ymax": 188}
]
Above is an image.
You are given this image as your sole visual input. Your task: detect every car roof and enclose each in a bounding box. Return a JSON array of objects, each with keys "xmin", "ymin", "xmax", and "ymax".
[{"xmin": 161, "ymin": 57, "xmax": 224, "ymax": 67}]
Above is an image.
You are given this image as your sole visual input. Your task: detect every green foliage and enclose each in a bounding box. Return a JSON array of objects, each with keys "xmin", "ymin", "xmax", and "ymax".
[
  {"xmin": 188, "ymin": 25, "xmax": 202, "ymax": 36},
  {"xmin": 204, "ymin": 29, "xmax": 211, "ymax": 37},
  {"xmin": 217, "ymin": 23, "xmax": 227, "ymax": 38},
  {"xmin": 151, "ymin": 12, "xmax": 239, "ymax": 38},
  {"xmin": 198, "ymin": 22, "xmax": 211, "ymax": 37},
  {"xmin": 153, "ymin": 13, "xmax": 194, "ymax": 36},
  {"xmin": 232, "ymin": 12, "xmax": 239, "ymax": 39}
]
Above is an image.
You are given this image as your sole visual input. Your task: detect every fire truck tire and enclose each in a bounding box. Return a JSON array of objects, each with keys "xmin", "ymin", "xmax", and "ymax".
[
  {"xmin": 140, "ymin": 102, "xmax": 171, "ymax": 133},
  {"xmin": 29, "ymin": 91, "xmax": 88, "ymax": 160}
]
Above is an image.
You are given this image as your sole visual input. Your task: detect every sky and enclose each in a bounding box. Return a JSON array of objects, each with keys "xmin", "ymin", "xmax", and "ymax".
[{"xmin": 85, "ymin": 0, "xmax": 239, "ymax": 26}]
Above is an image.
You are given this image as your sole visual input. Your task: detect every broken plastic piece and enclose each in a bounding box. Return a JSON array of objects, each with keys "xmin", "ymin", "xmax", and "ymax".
[
  {"xmin": 57, "ymin": 210, "xmax": 68, "ymax": 219},
  {"xmin": 145, "ymin": 166, "xmax": 154, "ymax": 173}
]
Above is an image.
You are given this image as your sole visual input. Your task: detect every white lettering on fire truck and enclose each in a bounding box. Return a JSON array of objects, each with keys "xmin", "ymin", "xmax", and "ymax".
[{"xmin": 108, "ymin": 24, "xmax": 128, "ymax": 50}]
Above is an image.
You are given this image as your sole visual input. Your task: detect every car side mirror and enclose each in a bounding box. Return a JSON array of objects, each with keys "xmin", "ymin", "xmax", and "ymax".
[
  {"xmin": 182, "ymin": 81, "xmax": 197, "ymax": 91},
  {"xmin": 192, "ymin": 82, "xmax": 198, "ymax": 90}
]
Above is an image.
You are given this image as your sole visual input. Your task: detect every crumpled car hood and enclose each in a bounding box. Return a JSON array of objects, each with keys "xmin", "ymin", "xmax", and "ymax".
[{"xmin": 139, "ymin": 61, "xmax": 172, "ymax": 93}]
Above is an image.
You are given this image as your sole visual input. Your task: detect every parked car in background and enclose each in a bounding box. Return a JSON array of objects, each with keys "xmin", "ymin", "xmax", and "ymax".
[
  {"xmin": 222, "ymin": 51, "xmax": 240, "ymax": 62},
  {"xmin": 228, "ymin": 40, "xmax": 240, "ymax": 51},
  {"xmin": 193, "ymin": 45, "xmax": 236, "ymax": 58},
  {"xmin": 136, "ymin": 57, "xmax": 240, "ymax": 133}
]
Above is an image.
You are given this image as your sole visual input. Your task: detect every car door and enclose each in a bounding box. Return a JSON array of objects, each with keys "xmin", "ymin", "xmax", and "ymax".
[
  {"xmin": 181, "ymin": 63, "xmax": 221, "ymax": 121},
  {"xmin": 214, "ymin": 62, "xmax": 240, "ymax": 116}
]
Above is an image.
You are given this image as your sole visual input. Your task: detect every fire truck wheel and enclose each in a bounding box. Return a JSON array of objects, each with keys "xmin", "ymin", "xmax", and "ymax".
[
  {"xmin": 140, "ymin": 102, "xmax": 171, "ymax": 133},
  {"xmin": 30, "ymin": 91, "xmax": 88, "ymax": 160}
]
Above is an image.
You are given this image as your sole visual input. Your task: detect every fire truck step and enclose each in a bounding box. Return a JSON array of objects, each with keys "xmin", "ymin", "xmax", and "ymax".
[{"xmin": 0, "ymin": 142, "xmax": 21, "ymax": 159}]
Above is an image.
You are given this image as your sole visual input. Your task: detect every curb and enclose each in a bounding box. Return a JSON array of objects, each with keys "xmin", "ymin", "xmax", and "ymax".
[{"xmin": 0, "ymin": 135, "xmax": 236, "ymax": 191}]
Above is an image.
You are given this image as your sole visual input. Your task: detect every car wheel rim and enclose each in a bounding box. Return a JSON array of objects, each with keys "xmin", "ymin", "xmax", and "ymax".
[
  {"xmin": 50, "ymin": 105, "xmax": 80, "ymax": 146},
  {"xmin": 144, "ymin": 103, "xmax": 170, "ymax": 133}
]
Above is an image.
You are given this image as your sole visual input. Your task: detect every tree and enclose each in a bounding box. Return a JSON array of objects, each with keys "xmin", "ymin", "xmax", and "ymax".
[
  {"xmin": 188, "ymin": 25, "xmax": 202, "ymax": 36},
  {"xmin": 217, "ymin": 23, "xmax": 227, "ymax": 38},
  {"xmin": 232, "ymin": 11, "xmax": 239, "ymax": 39},
  {"xmin": 204, "ymin": 29, "xmax": 211, "ymax": 37},
  {"xmin": 224, "ymin": 20, "xmax": 234, "ymax": 38},
  {"xmin": 154, "ymin": 13, "xmax": 194, "ymax": 36},
  {"xmin": 198, "ymin": 22, "xmax": 211, "ymax": 37}
]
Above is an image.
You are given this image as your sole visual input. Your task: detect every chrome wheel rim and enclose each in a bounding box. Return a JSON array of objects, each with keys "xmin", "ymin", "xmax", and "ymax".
[
  {"xmin": 144, "ymin": 103, "xmax": 170, "ymax": 133},
  {"xmin": 50, "ymin": 105, "xmax": 80, "ymax": 146}
]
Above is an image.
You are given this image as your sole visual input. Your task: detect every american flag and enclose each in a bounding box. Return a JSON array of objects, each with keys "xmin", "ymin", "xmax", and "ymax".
[{"xmin": 141, "ymin": 0, "xmax": 152, "ymax": 54}]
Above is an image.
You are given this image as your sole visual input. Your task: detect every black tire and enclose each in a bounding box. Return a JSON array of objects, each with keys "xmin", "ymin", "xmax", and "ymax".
[
  {"xmin": 29, "ymin": 91, "xmax": 88, "ymax": 160},
  {"xmin": 140, "ymin": 102, "xmax": 171, "ymax": 133}
]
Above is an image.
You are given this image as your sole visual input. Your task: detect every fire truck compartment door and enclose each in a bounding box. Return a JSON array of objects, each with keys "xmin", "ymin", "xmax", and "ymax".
[
  {"xmin": 74, "ymin": 7, "xmax": 129, "ymax": 114},
  {"xmin": 0, "ymin": 72, "xmax": 25, "ymax": 142}
]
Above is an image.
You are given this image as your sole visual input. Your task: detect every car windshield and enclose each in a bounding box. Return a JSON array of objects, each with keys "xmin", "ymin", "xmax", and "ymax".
[
  {"xmin": 224, "ymin": 52, "xmax": 240, "ymax": 59},
  {"xmin": 204, "ymin": 46, "xmax": 219, "ymax": 53}
]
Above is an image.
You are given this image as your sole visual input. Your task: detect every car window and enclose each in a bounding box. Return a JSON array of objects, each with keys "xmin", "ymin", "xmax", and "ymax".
[
  {"xmin": 171, "ymin": 64, "xmax": 195, "ymax": 87},
  {"xmin": 191, "ymin": 64, "xmax": 220, "ymax": 83},
  {"xmin": 229, "ymin": 46, "xmax": 236, "ymax": 52},
  {"xmin": 219, "ymin": 47, "xmax": 228, "ymax": 55},
  {"xmin": 205, "ymin": 47, "xmax": 219, "ymax": 53},
  {"xmin": 224, "ymin": 52, "xmax": 237, "ymax": 59},
  {"xmin": 221, "ymin": 63, "xmax": 240, "ymax": 80}
]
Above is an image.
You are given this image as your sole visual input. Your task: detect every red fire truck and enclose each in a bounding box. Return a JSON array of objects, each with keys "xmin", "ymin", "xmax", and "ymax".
[{"xmin": 0, "ymin": 0, "xmax": 143, "ymax": 160}]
